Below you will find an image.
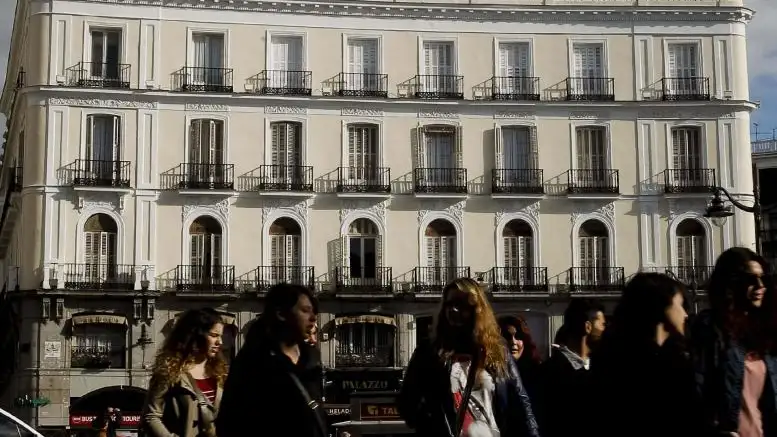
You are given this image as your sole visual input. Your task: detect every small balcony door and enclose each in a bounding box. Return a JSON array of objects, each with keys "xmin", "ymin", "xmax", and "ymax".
[
  {"xmin": 347, "ymin": 124, "xmax": 379, "ymax": 183},
  {"xmin": 189, "ymin": 119, "xmax": 224, "ymax": 184},
  {"xmin": 270, "ymin": 35, "xmax": 304, "ymax": 89},
  {"xmin": 83, "ymin": 213, "xmax": 118, "ymax": 283},
  {"xmin": 496, "ymin": 126, "xmax": 535, "ymax": 185},
  {"xmin": 668, "ymin": 43, "xmax": 699, "ymax": 94},
  {"xmin": 270, "ymin": 121, "xmax": 303, "ymax": 184},
  {"xmin": 192, "ymin": 33, "xmax": 225, "ymax": 85},
  {"xmin": 85, "ymin": 114, "xmax": 120, "ymax": 182},
  {"xmin": 503, "ymin": 219, "xmax": 533, "ymax": 284},
  {"xmin": 572, "ymin": 43, "xmax": 605, "ymax": 95},
  {"xmin": 189, "ymin": 217, "xmax": 223, "ymax": 286},
  {"xmin": 269, "ymin": 217, "xmax": 302, "ymax": 283},
  {"xmin": 345, "ymin": 219, "xmax": 381, "ymax": 281},
  {"xmin": 422, "ymin": 42, "xmax": 455, "ymax": 93},
  {"xmin": 578, "ymin": 220, "xmax": 609, "ymax": 286},
  {"xmin": 425, "ymin": 219, "xmax": 457, "ymax": 284},
  {"xmin": 424, "ymin": 125, "xmax": 456, "ymax": 186},
  {"xmin": 576, "ymin": 127, "xmax": 607, "ymax": 186},
  {"xmin": 671, "ymin": 127, "xmax": 702, "ymax": 184},
  {"xmin": 497, "ymin": 42, "xmax": 530, "ymax": 95},
  {"xmin": 90, "ymin": 29, "xmax": 121, "ymax": 80},
  {"xmin": 676, "ymin": 219, "xmax": 707, "ymax": 284},
  {"xmin": 347, "ymin": 38, "xmax": 379, "ymax": 91}
]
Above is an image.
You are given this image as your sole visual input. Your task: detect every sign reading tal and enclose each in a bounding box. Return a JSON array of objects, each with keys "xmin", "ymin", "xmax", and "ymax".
[{"xmin": 359, "ymin": 402, "xmax": 400, "ymax": 421}]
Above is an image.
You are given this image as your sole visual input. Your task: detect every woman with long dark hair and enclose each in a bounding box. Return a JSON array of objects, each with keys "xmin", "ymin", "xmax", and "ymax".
[
  {"xmin": 591, "ymin": 272, "xmax": 705, "ymax": 437},
  {"xmin": 398, "ymin": 277, "xmax": 539, "ymax": 437},
  {"xmin": 141, "ymin": 308, "xmax": 227, "ymax": 437},
  {"xmin": 498, "ymin": 315, "xmax": 542, "ymax": 403},
  {"xmin": 691, "ymin": 247, "xmax": 777, "ymax": 437}
]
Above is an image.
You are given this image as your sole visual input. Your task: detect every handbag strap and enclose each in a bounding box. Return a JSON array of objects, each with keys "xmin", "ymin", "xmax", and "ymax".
[
  {"xmin": 288, "ymin": 370, "xmax": 328, "ymax": 437},
  {"xmin": 454, "ymin": 358, "xmax": 480, "ymax": 437}
]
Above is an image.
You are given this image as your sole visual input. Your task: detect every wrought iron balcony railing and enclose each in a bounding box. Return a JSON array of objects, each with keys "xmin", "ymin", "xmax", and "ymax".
[
  {"xmin": 333, "ymin": 72, "xmax": 388, "ymax": 97},
  {"xmin": 664, "ymin": 265, "xmax": 714, "ymax": 289},
  {"xmin": 412, "ymin": 266, "xmax": 471, "ymax": 293},
  {"xmin": 335, "ymin": 266, "xmax": 393, "ymax": 294},
  {"xmin": 661, "ymin": 77, "xmax": 710, "ymax": 101},
  {"xmin": 62, "ymin": 263, "xmax": 135, "ymax": 290},
  {"xmin": 413, "ymin": 75, "xmax": 464, "ymax": 99},
  {"xmin": 178, "ymin": 163, "xmax": 234, "ymax": 190},
  {"xmin": 71, "ymin": 345, "xmax": 125, "ymax": 369},
  {"xmin": 66, "ymin": 62, "xmax": 131, "ymax": 89},
  {"xmin": 175, "ymin": 265, "xmax": 236, "ymax": 292},
  {"xmin": 174, "ymin": 66, "xmax": 234, "ymax": 92},
  {"xmin": 335, "ymin": 345, "xmax": 394, "ymax": 368},
  {"xmin": 413, "ymin": 168, "xmax": 467, "ymax": 194},
  {"xmin": 254, "ymin": 70, "xmax": 312, "ymax": 96},
  {"xmin": 486, "ymin": 267, "xmax": 549, "ymax": 293},
  {"xmin": 256, "ymin": 165, "xmax": 314, "ymax": 192},
  {"xmin": 663, "ymin": 169, "xmax": 716, "ymax": 194},
  {"xmin": 492, "ymin": 169, "xmax": 544, "ymax": 195},
  {"xmin": 73, "ymin": 160, "xmax": 132, "ymax": 188},
  {"xmin": 491, "ymin": 76, "xmax": 540, "ymax": 101},
  {"xmin": 567, "ymin": 169, "xmax": 619, "ymax": 194},
  {"xmin": 11, "ymin": 167, "xmax": 21, "ymax": 192},
  {"xmin": 255, "ymin": 266, "xmax": 315, "ymax": 292},
  {"xmin": 566, "ymin": 77, "xmax": 615, "ymax": 101},
  {"xmin": 567, "ymin": 267, "xmax": 625, "ymax": 293},
  {"xmin": 336, "ymin": 167, "xmax": 391, "ymax": 194}
]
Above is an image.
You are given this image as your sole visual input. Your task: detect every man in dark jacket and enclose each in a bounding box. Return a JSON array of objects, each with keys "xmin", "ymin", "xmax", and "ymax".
[{"xmin": 536, "ymin": 299, "xmax": 605, "ymax": 437}]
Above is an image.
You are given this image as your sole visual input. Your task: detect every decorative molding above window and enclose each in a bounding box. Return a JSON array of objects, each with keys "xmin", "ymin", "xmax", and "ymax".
[
  {"xmin": 417, "ymin": 200, "xmax": 465, "ymax": 225},
  {"xmin": 182, "ymin": 198, "xmax": 230, "ymax": 221},
  {"xmin": 48, "ymin": 97, "xmax": 157, "ymax": 109},
  {"xmin": 75, "ymin": 192, "xmax": 124, "ymax": 213},
  {"xmin": 495, "ymin": 201, "xmax": 540, "ymax": 226},
  {"xmin": 185, "ymin": 103, "xmax": 230, "ymax": 112},
  {"xmin": 342, "ymin": 108, "xmax": 384, "ymax": 117},
  {"xmin": 571, "ymin": 201, "xmax": 615, "ymax": 223},
  {"xmin": 667, "ymin": 198, "xmax": 708, "ymax": 221},
  {"xmin": 418, "ymin": 109, "xmax": 459, "ymax": 120},
  {"xmin": 494, "ymin": 111, "xmax": 534, "ymax": 120},
  {"xmin": 261, "ymin": 198, "xmax": 311, "ymax": 223},
  {"xmin": 339, "ymin": 199, "xmax": 389, "ymax": 223},
  {"xmin": 265, "ymin": 105, "xmax": 308, "ymax": 115}
]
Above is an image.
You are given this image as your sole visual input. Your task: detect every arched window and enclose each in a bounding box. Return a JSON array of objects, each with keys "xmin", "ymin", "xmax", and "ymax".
[
  {"xmin": 344, "ymin": 218, "xmax": 381, "ymax": 281},
  {"xmin": 577, "ymin": 219, "xmax": 609, "ymax": 286},
  {"xmin": 424, "ymin": 219, "xmax": 457, "ymax": 284},
  {"xmin": 676, "ymin": 219, "xmax": 706, "ymax": 283},
  {"xmin": 269, "ymin": 217, "xmax": 302, "ymax": 282},
  {"xmin": 83, "ymin": 213, "xmax": 118, "ymax": 281},
  {"xmin": 502, "ymin": 219, "xmax": 534, "ymax": 285},
  {"xmin": 335, "ymin": 318, "xmax": 395, "ymax": 368},
  {"xmin": 189, "ymin": 216, "xmax": 223, "ymax": 285}
]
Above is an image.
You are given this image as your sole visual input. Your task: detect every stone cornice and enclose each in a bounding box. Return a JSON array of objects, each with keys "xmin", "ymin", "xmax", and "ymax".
[{"xmin": 62, "ymin": 0, "xmax": 752, "ymax": 23}]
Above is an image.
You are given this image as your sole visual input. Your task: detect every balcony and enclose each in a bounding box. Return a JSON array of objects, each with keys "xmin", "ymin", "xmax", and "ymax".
[
  {"xmin": 62, "ymin": 263, "xmax": 135, "ymax": 291},
  {"xmin": 178, "ymin": 163, "xmax": 234, "ymax": 190},
  {"xmin": 565, "ymin": 77, "xmax": 615, "ymax": 101},
  {"xmin": 256, "ymin": 165, "xmax": 314, "ymax": 192},
  {"xmin": 663, "ymin": 169, "xmax": 716, "ymax": 194},
  {"xmin": 336, "ymin": 345, "xmax": 393, "ymax": 368},
  {"xmin": 71, "ymin": 345, "xmax": 125, "ymax": 369},
  {"xmin": 491, "ymin": 76, "xmax": 540, "ymax": 101},
  {"xmin": 251, "ymin": 70, "xmax": 312, "ymax": 96},
  {"xmin": 492, "ymin": 169, "xmax": 544, "ymax": 195},
  {"xmin": 65, "ymin": 62, "xmax": 131, "ymax": 89},
  {"xmin": 664, "ymin": 265, "xmax": 714, "ymax": 289},
  {"xmin": 332, "ymin": 73, "xmax": 388, "ymax": 98},
  {"xmin": 486, "ymin": 267, "xmax": 549, "ymax": 294},
  {"xmin": 175, "ymin": 265, "xmax": 236, "ymax": 292},
  {"xmin": 174, "ymin": 66, "xmax": 234, "ymax": 93},
  {"xmin": 567, "ymin": 267, "xmax": 625, "ymax": 293},
  {"xmin": 413, "ymin": 75, "xmax": 464, "ymax": 99},
  {"xmin": 567, "ymin": 169, "xmax": 619, "ymax": 195},
  {"xmin": 255, "ymin": 266, "xmax": 315, "ymax": 292},
  {"xmin": 336, "ymin": 167, "xmax": 391, "ymax": 194},
  {"xmin": 335, "ymin": 267, "xmax": 393, "ymax": 295},
  {"xmin": 11, "ymin": 167, "xmax": 21, "ymax": 192},
  {"xmin": 73, "ymin": 160, "xmax": 131, "ymax": 188},
  {"xmin": 412, "ymin": 266, "xmax": 471, "ymax": 294},
  {"xmin": 661, "ymin": 77, "xmax": 710, "ymax": 101},
  {"xmin": 413, "ymin": 168, "xmax": 467, "ymax": 195}
]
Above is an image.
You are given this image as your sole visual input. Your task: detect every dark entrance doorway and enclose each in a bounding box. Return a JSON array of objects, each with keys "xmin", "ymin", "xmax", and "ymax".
[{"xmin": 69, "ymin": 386, "xmax": 146, "ymax": 437}]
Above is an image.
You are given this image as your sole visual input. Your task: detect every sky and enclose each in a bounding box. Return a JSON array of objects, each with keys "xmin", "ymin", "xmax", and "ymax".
[{"xmin": 0, "ymin": 1, "xmax": 775, "ymax": 134}]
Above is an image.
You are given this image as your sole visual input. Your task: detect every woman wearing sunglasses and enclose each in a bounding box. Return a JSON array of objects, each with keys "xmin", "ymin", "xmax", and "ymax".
[{"xmin": 690, "ymin": 247, "xmax": 777, "ymax": 437}]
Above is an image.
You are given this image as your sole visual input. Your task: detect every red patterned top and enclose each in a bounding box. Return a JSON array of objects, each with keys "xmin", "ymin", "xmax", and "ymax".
[{"xmin": 195, "ymin": 377, "xmax": 217, "ymax": 404}]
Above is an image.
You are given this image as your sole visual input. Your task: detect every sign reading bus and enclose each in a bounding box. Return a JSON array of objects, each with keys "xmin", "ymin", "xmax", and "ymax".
[
  {"xmin": 69, "ymin": 414, "xmax": 141, "ymax": 428},
  {"xmin": 359, "ymin": 402, "xmax": 400, "ymax": 421}
]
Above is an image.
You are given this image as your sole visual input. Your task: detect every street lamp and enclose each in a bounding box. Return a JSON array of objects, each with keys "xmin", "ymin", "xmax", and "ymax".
[{"xmin": 704, "ymin": 187, "xmax": 761, "ymax": 253}]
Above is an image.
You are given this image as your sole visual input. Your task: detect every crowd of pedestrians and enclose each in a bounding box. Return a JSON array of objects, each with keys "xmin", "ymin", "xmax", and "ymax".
[{"xmin": 137, "ymin": 246, "xmax": 777, "ymax": 437}]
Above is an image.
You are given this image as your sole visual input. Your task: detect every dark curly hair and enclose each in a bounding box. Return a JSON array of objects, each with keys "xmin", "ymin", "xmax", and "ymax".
[
  {"xmin": 498, "ymin": 314, "xmax": 541, "ymax": 365},
  {"xmin": 151, "ymin": 308, "xmax": 228, "ymax": 388}
]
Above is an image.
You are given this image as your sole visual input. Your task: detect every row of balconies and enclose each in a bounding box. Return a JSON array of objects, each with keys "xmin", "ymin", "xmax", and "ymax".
[
  {"xmin": 62, "ymin": 62, "xmax": 712, "ymax": 102},
  {"xmin": 63, "ymin": 160, "xmax": 718, "ymax": 196},
  {"xmin": 53, "ymin": 263, "xmax": 715, "ymax": 296}
]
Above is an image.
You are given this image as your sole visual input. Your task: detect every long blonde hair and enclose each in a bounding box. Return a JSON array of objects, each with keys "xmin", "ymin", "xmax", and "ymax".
[
  {"xmin": 433, "ymin": 277, "xmax": 507, "ymax": 377},
  {"xmin": 150, "ymin": 308, "xmax": 228, "ymax": 389}
]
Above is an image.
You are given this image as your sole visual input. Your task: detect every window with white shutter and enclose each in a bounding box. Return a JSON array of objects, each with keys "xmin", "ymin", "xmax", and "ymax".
[
  {"xmin": 424, "ymin": 219, "xmax": 457, "ymax": 285},
  {"xmin": 89, "ymin": 29, "xmax": 121, "ymax": 79},
  {"xmin": 671, "ymin": 127, "xmax": 703, "ymax": 185},
  {"xmin": 347, "ymin": 38, "xmax": 379, "ymax": 91},
  {"xmin": 422, "ymin": 41, "xmax": 455, "ymax": 94},
  {"xmin": 667, "ymin": 43, "xmax": 700, "ymax": 97},
  {"xmin": 347, "ymin": 124, "xmax": 379, "ymax": 181},
  {"xmin": 85, "ymin": 114, "xmax": 120, "ymax": 182},
  {"xmin": 82, "ymin": 213, "xmax": 118, "ymax": 284},
  {"xmin": 676, "ymin": 219, "xmax": 706, "ymax": 284},
  {"xmin": 192, "ymin": 33, "xmax": 225, "ymax": 85},
  {"xmin": 497, "ymin": 42, "xmax": 531, "ymax": 95},
  {"xmin": 270, "ymin": 35, "xmax": 304, "ymax": 89},
  {"xmin": 270, "ymin": 121, "xmax": 303, "ymax": 184},
  {"xmin": 502, "ymin": 220, "xmax": 534, "ymax": 285},
  {"xmin": 422, "ymin": 125, "xmax": 457, "ymax": 186},
  {"xmin": 188, "ymin": 119, "xmax": 224, "ymax": 184},
  {"xmin": 188, "ymin": 216, "xmax": 223, "ymax": 286},
  {"xmin": 571, "ymin": 43, "xmax": 605, "ymax": 95},
  {"xmin": 577, "ymin": 220, "xmax": 610, "ymax": 286},
  {"xmin": 575, "ymin": 126, "xmax": 607, "ymax": 187},
  {"xmin": 269, "ymin": 217, "xmax": 302, "ymax": 284}
]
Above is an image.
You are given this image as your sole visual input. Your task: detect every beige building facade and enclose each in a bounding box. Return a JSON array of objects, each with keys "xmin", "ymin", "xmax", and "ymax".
[{"xmin": 0, "ymin": 0, "xmax": 758, "ymax": 432}]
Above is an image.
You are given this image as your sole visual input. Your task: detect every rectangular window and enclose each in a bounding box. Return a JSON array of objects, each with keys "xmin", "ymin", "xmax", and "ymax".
[
  {"xmin": 576, "ymin": 127, "xmax": 607, "ymax": 170},
  {"xmin": 571, "ymin": 43, "xmax": 605, "ymax": 95},
  {"xmin": 671, "ymin": 127, "xmax": 702, "ymax": 170},
  {"xmin": 497, "ymin": 42, "xmax": 530, "ymax": 95},
  {"xmin": 349, "ymin": 236, "xmax": 377, "ymax": 279},
  {"xmin": 192, "ymin": 33, "xmax": 225, "ymax": 85},
  {"xmin": 270, "ymin": 35, "xmax": 304, "ymax": 89},
  {"xmin": 347, "ymin": 38, "xmax": 379, "ymax": 90},
  {"xmin": 422, "ymin": 41, "xmax": 455, "ymax": 93},
  {"xmin": 90, "ymin": 29, "xmax": 121, "ymax": 79},
  {"xmin": 72, "ymin": 326, "xmax": 126, "ymax": 369},
  {"xmin": 668, "ymin": 43, "xmax": 699, "ymax": 78},
  {"xmin": 347, "ymin": 124, "xmax": 379, "ymax": 180},
  {"xmin": 85, "ymin": 114, "xmax": 120, "ymax": 182},
  {"xmin": 188, "ymin": 119, "xmax": 225, "ymax": 184}
]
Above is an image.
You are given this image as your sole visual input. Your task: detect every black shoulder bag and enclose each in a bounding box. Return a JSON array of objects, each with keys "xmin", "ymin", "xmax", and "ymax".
[{"xmin": 288, "ymin": 371, "xmax": 329, "ymax": 437}]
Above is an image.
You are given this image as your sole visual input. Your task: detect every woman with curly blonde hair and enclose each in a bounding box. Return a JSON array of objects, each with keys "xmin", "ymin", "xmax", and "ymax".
[
  {"xmin": 398, "ymin": 277, "xmax": 540, "ymax": 437},
  {"xmin": 141, "ymin": 308, "xmax": 227, "ymax": 437}
]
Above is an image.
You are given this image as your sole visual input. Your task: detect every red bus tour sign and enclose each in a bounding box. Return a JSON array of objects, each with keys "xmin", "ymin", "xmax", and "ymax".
[{"xmin": 69, "ymin": 414, "xmax": 141, "ymax": 428}]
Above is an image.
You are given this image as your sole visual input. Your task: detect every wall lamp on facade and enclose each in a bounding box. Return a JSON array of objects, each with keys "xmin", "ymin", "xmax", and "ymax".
[
  {"xmin": 133, "ymin": 298, "xmax": 156, "ymax": 323},
  {"xmin": 138, "ymin": 324, "xmax": 153, "ymax": 349},
  {"xmin": 140, "ymin": 267, "xmax": 150, "ymax": 291},
  {"xmin": 704, "ymin": 186, "xmax": 762, "ymax": 252}
]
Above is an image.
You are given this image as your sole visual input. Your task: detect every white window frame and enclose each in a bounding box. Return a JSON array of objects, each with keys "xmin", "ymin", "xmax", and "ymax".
[
  {"xmin": 494, "ymin": 119, "xmax": 538, "ymax": 171},
  {"xmin": 668, "ymin": 214, "xmax": 714, "ymax": 267},
  {"xmin": 492, "ymin": 37, "xmax": 535, "ymax": 78},
  {"xmin": 664, "ymin": 121, "xmax": 709, "ymax": 170},
  {"xmin": 569, "ymin": 121, "xmax": 613, "ymax": 170},
  {"xmin": 265, "ymin": 30, "xmax": 308, "ymax": 71},
  {"xmin": 80, "ymin": 110, "xmax": 125, "ymax": 161},
  {"xmin": 494, "ymin": 212, "xmax": 541, "ymax": 269},
  {"xmin": 570, "ymin": 214, "xmax": 617, "ymax": 268},
  {"xmin": 186, "ymin": 27, "xmax": 231, "ymax": 68},
  {"xmin": 342, "ymin": 33, "xmax": 384, "ymax": 75},
  {"xmin": 184, "ymin": 114, "xmax": 229, "ymax": 165},
  {"xmin": 75, "ymin": 209, "xmax": 126, "ymax": 265},
  {"xmin": 662, "ymin": 38, "xmax": 704, "ymax": 79},
  {"xmin": 264, "ymin": 116, "xmax": 308, "ymax": 166},
  {"xmin": 417, "ymin": 212, "xmax": 464, "ymax": 267},
  {"xmin": 82, "ymin": 20, "xmax": 129, "ymax": 65},
  {"xmin": 261, "ymin": 212, "xmax": 310, "ymax": 267},
  {"xmin": 181, "ymin": 212, "xmax": 230, "ymax": 267},
  {"xmin": 340, "ymin": 119, "xmax": 385, "ymax": 168},
  {"xmin": 417, "ymin": 36, "xmax": 460, "ymax": 77},
  {"xmin": 566, "ymin": 38, "xmax": 610, "ymax": 79}
]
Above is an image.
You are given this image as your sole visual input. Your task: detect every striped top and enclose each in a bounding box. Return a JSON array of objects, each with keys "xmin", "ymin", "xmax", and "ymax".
[{"xmin": 195, "ymin": 377, "xmax": 217, "ymax": 404}]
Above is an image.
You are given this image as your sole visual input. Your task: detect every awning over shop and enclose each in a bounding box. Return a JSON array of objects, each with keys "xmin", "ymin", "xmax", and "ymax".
[
  {"xmin": 173, "ymin": 312, "xmax": 237, "ymax": 326},
  {"xmin": 71, "ymin": 314, "xmax": 127, "ymax": 326},
  {"xmin": 333, "ymin": 315, "xmax": 396, "ymax": 327}
]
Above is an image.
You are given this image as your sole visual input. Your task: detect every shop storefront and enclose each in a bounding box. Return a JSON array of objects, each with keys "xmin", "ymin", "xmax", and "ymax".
[
  {"xmin": 67, "ymin": 386, "xmax": 145, "ymax": 437},
  {"xmin": 332, "ymin": 391, "xmax": 414, "ymax": 437},
  {"xmin": 324, "ymin": 369, "xmax": 404, "ymax": 437}
]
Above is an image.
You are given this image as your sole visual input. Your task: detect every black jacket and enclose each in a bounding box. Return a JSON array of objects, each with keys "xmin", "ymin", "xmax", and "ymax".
[
  {"xmin": 398, "ymin": 341, "xmax": 540, "ymax": 437},
  {"xmin": 535, "ymin": 347, "xmax": 592, "ymax": 437}
]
